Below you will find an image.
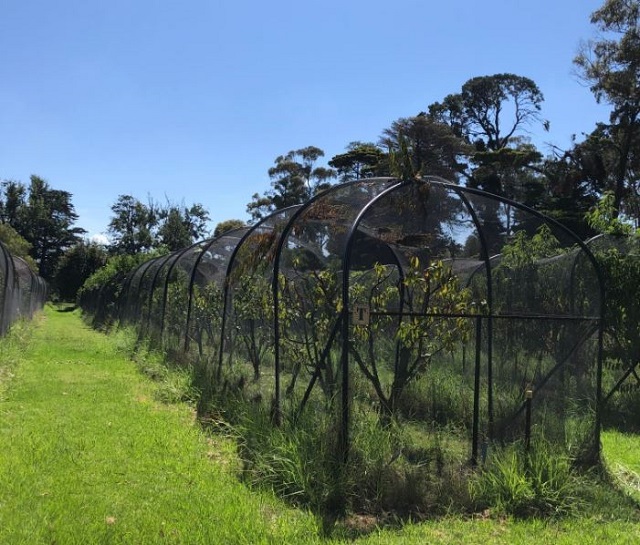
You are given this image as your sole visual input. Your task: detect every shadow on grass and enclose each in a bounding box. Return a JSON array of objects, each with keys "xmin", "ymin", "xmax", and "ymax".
[{"xmin": 54, "ymin": 304, "xmax": 77, "ymax": 313}]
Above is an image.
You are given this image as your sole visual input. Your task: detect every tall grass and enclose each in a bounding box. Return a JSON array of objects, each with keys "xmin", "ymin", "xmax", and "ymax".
[
  {"xmin": 3, "ymin": 307, "xmax": 639, "ymax": 543},
  {"xmin": 469, "ymin": 440, "xmax": 582, "ymax": 517},
  {"xmin": 0, "ymin": 316, "xmax": 38, "ymax": 401}
]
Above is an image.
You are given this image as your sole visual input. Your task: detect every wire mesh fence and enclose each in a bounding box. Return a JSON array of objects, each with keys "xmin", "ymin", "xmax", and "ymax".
[
  {"xmin": 584, "ymin": 233, "xmax": 640, "ymax": 430},
  {"xmin": 80, "ymin": 177, "xmax": 606, "ymax": 477},
  {"xmin": 0, "ymin": 242, "xmax": 47, "ymax": 335}
]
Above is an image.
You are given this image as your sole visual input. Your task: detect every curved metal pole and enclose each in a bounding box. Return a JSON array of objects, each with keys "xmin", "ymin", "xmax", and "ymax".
[
  {"xmin": 456, "ymin": 189, "xmax": 496, "ymax": 444},
  {"xmin": 158, "ymin": 243, "xmax": 200, "ymax": 344},
  {"xmin": 183, "ymin": 237, "xmax": 222, "ymax": 352},
  {"xmin": 213, "ymin": 211, "xmax": 298, "ymax": 372},
  {"xmin": 143, "ymin": 252, "xmax": 176, "ymax": 341},
  {"xmin": 134, "ymin": 256, "xmax": 164, "ymax": 340},
  {"xmin": 439, "ymin": 177, "xmax": 606, "ymax": 458},
  {"xmin": 182, "ymin": 226, "xmax": 252, "ymax": 354},
  {"xmin": 117, "ymin": 270, "xmax": 136, "ymax": 324},
  {"xmin": 271, "ymin": 179, "xmax": 398, "ymax": 425},
  {"xmin": 127, "ymin": 259, "xmax": 156, "ymax": 326},
  {"xmin": 340, "ymin": 179, "xmax": 406, "ymax": 463}
]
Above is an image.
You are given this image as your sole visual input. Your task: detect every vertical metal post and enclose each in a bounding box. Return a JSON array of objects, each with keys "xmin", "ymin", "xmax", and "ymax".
[
  {"xmin": 472, "ymin": 315, "xmax": 482, "ymax": 465},
  {"xmin": 340, "ymin": 306, "xmax": 350, "ymax": 464},
  {"xmin": 594, "ymin": 320, "xmax": 605, "ymax": 462},
  {"xmin": 273, "ymin": 270, "xmax": 282, "ymax": 427},
  {"xmin": 524, "ymin": 388, "xmax": 533, "ymax": 452},
  {"xmin": 487, "ymin": 314, "xmax": 494, "ymax": 440}
]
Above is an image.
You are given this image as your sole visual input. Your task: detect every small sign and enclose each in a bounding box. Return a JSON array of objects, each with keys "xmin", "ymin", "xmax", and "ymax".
[{"xmin": 352, "ymin": 305, "xmax": 370, "ymax": 326}]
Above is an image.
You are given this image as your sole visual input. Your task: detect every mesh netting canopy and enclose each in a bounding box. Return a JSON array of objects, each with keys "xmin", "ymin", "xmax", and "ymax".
[
  {"xmin": 114, "ymin": 177, "xmax": 604, "ymax": 465},
  {"xmin": 584, "ymin": 233, "xmax": 639, "ymax": 428},
  {"xmin": 0, "ymin": 243, "xmax": 47, "ymax": 334}
]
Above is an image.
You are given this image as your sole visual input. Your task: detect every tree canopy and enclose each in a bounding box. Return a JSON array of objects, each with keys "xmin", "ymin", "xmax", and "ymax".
[
  {"xmin": 429, "ymin": 74, "xmax": 545, "ymax": 152},
  {"xmin": 574, "ymin": 0, "xmax": 640, "ymax": 219},
  {"xmin": 107, "ymin": 195, "xmax": 158, "ymax": 255},
  {"xmin": 53, "ymin": 241, "xmax": 108, "ymax": 301},
  {"xmin": 214, "ymin": 219, "xmax": 246, "ymax": 238},
  {"xmin": 13, "ymin": 0, "xmax": 640, "ymax": 291},
  {"xmin": 107, "ymin": 195, "xmax": 210, "ymax": 255},
  {"xmin": 247, "ymin": 146, "xmax": 336, "ymax": 221},
  {"xmin": 0, "ymin": 222, "xmax": 37, "ymax": 272},
  {"xmin": 328, "ymin": 142, "xmax": 387, "ymax": 182},
  {"xmin": 0, "ymin": 176, "xmax": 85, "ymax": 280},
  {"xmin": 157, "ymin": 202, "xmax": 210, "ymax": 252}
]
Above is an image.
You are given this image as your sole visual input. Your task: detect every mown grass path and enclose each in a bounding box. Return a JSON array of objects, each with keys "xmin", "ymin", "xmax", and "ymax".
[
  {"xmin": 1, "ymin": 307, "xmax": 639, "ymax": 544},
  {"xmin": 0, "ymin": 308, "xmax": 321, "ymax": 544}
]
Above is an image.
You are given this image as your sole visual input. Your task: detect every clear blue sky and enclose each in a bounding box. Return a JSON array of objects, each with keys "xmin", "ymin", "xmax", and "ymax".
[{"xmin": 0, "ymin": 0, "xmax": 610, "ymax": 242}]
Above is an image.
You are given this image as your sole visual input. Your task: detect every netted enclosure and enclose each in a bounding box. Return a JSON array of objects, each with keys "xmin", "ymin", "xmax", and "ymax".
[
  {"xmin": 584, "ymin": 233, "xmax": 640, "ymax": 430},
  {"xmin": 0, "ymin": 242, "xmax": 47, "ymax": 335},
  {"xmin": 83, "ymin": 177, "xmax": 605, "ymax": 509}
]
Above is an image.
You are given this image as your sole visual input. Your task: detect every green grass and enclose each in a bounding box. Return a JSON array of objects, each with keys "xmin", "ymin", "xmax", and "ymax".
[
  {"xmin": 0, "ymin": 307, "xmax": 320, "ymax": 544},
  {"xmin": 602, "ymin": 429, "xmax": 640, "ymax": 502},
  {"xmin": 0, "ymin": 317, "xmax": 35, "ymax": 402},
  {"xmin": 1, "ymin": 305, "xmax": 639, "ymax": 544}
]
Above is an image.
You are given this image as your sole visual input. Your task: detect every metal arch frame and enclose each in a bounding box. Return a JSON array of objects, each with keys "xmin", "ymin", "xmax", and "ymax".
[
  {"xmin": 339, "ymin": 178, "xmax": 478, "ymax": 459},
  {"xmin": 340, "ymin": 179, "xmax": 406, "ymax": 461},
  {"xmin": 182, "ymin": 226, "xmax": 253, "ymax": 352},
  {"xmin": 428, "ymin": 175, "xmax": 606, "ymax": 457},
  {"xmin": 10, "ymin": 255, "xmax": 31, "ymax": 319},
  {"xmin": 454, "ymin": 188, "xmax": 496, "ymax": 461},
  {"xmin": 13, "ymin": 256, "xmax": 38, "ymax": 318},
  {"xmin": 28, "ymin": 263, "xmax": 39, "ymax": 316},
  {"xmin": 0, "ymin": 243, "xmax": 46, "ymax": 334},
  {"xmin": 213, "ymin": 209, "xmax": 302, "ymax": 379},
  {"xmin": 128, "ymin": 258, "xmax": 158, "ymax": 325},
  {"xmin": 7, "ymin": 251, "xmax": 21, "ymax": 327},
  {"xmin": 116, "ymin": 258, "xmax": 153, "ymax": 326},
  {"xmin": 201, "ymin": 212, "xmax": 302, "ymax": 369},
  {"xmin": 0, "ymin": 246, "xmax": 47, "ymax": 334},
  {"xmin": 337, "ymin": 176, "xmax": 606, "ymax": 463},
  {"xmin": 117, "ymin": 269, "xmax": 137, "ymax": 324},
  {"xmin": 583, "ymin": 233, "xmax": 640, "ymax": 406},
  {"xmin": 142, "ymin": 251, "xmax": 179, "ymax": 341},
  {"xmin": 270, "ymin": 177, "xmax": 404, "ymax": 424},
  {"xmin": 159, "ymin": 240, "xmax": 211, "ymax": 344}
]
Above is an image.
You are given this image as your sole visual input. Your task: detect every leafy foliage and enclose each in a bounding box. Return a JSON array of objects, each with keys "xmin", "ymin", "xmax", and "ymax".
[
  {"xmin": 574, "ymin": 0, "xmax": 640, "ymax": 222},
  {"xmin": 0, "ymin": 223, "xmax": 37, "ymax": 272},
  {"xmin": 429, "ymin": 74, "xmax": 545, "ymax": 152},
  {"xmin": 78, "ymin": 252, "xmax": 159, "ymax": 327},
  {"xmin": 379, "ymin": 114, "xmax": 469, "ymax": 182},
  {"xmin": 108, "ymin": 195, "xmax": 210, "ymax": 255},
  {"xmin": 0, "ymin": 176, "xmax": 86, "ymax": 280},
  {"xmin": 586, "ymin": 193, "xmax": 640, "ymax": 417},
  {"xmin": 157, "ymin": 202, "xmax": 210, "ymax": 252},
  {"xmin": 214, "ymin": 219, "xmax": 246, "ymax": 238},
  {"xmin": 247, "ymin": 146, "xmax": 336, "ymax": 221},
  {"xmin": 107, "ymin": 195, "xmax": 159, "ymax": 254},
  {"xmin": 350, "ymin": 258, "xmax": 480, "ymax": 417},
  {"xmin": 328, "ymin": 141, "xmax": 388, "ymax": 182},
  {"xmin": 53, "ymin": 241, "xmax": 108, "ymax": 301}
]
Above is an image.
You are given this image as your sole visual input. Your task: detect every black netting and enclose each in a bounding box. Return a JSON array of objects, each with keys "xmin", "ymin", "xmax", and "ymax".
[
  {"xmin": 82, "ymin": 177, "xmax": 605, "ymax": 472},
  {"xmin": 0, "ymin": 243, "xmax": 47, "ymax": 334},
  {"xmin": 585, "ymin": 234, "xmax": 640, "ymax": 430}
]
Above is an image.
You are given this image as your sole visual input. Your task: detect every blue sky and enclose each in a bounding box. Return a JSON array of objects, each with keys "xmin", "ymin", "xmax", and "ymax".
[{"xmin": 1, "ymin": 0, "xmax": 610, "ymax": 242}]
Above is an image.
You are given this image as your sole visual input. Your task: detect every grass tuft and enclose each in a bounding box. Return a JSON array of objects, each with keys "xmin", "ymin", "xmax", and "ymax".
[{"xmin": 470, "ymin": 440, "xmax": 581, "ymax": 518}]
